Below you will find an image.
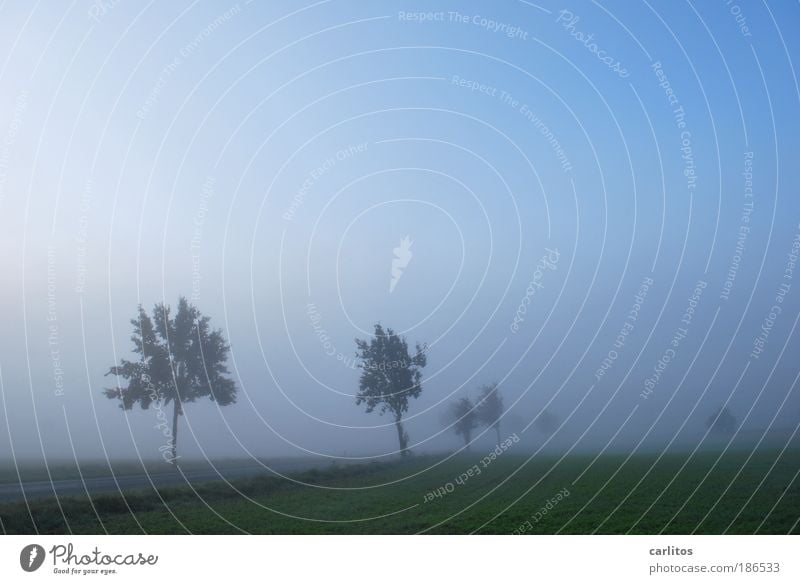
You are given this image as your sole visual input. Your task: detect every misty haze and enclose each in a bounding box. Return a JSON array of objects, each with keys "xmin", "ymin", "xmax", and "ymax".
[{"xmin": 0, "ymin": 0, "xmax": 798, "ymax": 536}]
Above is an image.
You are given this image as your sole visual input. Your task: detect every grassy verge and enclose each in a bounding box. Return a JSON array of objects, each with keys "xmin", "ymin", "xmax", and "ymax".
[
  {"xmin": 1, "ymin": 449, "xmax": 798, "ymax": 534},
  {"xmin": 0, "ymin": 457, "xmax": 325, "ymax": 484}
]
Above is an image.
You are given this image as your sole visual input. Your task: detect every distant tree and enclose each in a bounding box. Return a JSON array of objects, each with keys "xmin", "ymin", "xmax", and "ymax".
[
  {"xmin": 354, "ymin": 324, "xmax": 427, "ymax": 457},
  {"xmin": 104, "ymin": 297, "xmax": 236, "ymax": 463},
  {"xmin": 706, "ymin": 406, "xmax": 736, "ymax": 435},
  {"xmin": 446, "ymin": 396, "xmax": 479, "ymax": 449},
  {"xmin": 476, "ymin": 383, "xmax": 504, "ymax": 444},
  {"xmin": 533, "ymin": 409, "xmax": 559, "ymax": 436}
]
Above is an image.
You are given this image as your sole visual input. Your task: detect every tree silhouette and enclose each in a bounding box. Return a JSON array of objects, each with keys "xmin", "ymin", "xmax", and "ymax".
[
  {"xmin": 476, "ymin": 382, "xmax": 504, "ymax": 444},
  {"xmin": 104, "ymin": 297, "xmax": 236, "ymax": 463},
  {"xmin": 354, "ymin": 324, "xmax": 427, "ymax": 457},
  {"xmin": 706, "ymin": 406, "xmax": 736, "ymax": 435},
  {"xmin": 447, "ymin": 396, "xmax": 479, "ymax": 449}
]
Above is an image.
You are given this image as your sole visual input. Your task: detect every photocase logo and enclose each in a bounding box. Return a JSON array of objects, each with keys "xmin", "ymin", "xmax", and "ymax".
[
  {"xmin": 20, "ymin": 544, "xmax": 45, "ymax": 572},
  {"xmin": 390, "ymin": 236, "xmax": 413, "ymax": 293}
]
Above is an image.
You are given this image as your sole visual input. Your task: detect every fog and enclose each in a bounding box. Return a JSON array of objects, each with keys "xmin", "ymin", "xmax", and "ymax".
[{"xmin": 0, "ymin": 1, "xmax": 798, "ymax": 469}]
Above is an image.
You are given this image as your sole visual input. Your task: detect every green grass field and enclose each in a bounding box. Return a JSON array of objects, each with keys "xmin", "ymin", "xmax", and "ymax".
[
  {"xmin": 0, "ymin": 457, "xmax": 318, "ymax": 484},
  {"xmin": 1, "ymin": 448, "xmax": 798, "ymax": 534}
]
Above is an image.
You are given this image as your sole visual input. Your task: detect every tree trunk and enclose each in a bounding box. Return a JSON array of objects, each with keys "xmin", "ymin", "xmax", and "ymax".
[
  {"xmin": 171, "ymin": 399, "xmax": 181, "ymax": 465},
  {"xmin": 464, "ymin": 430, "xmax": 472, "ymax": 450},
  {"xmin": 395, "ymin": 416, "xmax": 409, "ymax": 457},
  {"xmin": 495, "ymin": 423, "xmax": 501, "ymax": 445}
]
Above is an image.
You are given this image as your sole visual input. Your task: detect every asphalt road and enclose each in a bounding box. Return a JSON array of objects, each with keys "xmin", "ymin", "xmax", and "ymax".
[{"xmin": 0, "ymin": 459, "xmax": 335, "ymax": 502}]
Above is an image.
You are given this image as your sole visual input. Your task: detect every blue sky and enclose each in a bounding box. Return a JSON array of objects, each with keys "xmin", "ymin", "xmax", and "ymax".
[{"xmin": 0, "ymin": 0, "xmax": 799, "ymax": 461}]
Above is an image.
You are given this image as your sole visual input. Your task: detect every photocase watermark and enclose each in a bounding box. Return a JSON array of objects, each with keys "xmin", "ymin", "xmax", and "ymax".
[
  {"xmin": 641, "ymin": 280, "xmax": 706, "ymax": 400},
  {"xmin": 478, "ymin": 432, "xmax": 520, "ymax": 468},
  {"xmin": 652, "ymin": 61, "xmax": 697, "ymax": 193},
  {"xmin": 87, "ymin": 0, "xmax": 121, "ymax": 22},
  {"xmin": 306, "ymin": 302, "xmax": 427, "ymax": 370},
  {"xmin": 136, "ymin": 58, "xmax": 179, "ymax": 120},
  {"xmin": 141, "ymin": 371, "xmax": 180, "ymax": 464},
  {"xmin": 283, "ymin": 142, "xmax": 368, "ymax": 221},
  {"xmin": 510, "ymin": 248, "xmax": 560, "ymax": 333},
  {"xmin": 0, "ymin": 89, "xmax": 28, "ymax": 207},
  {"xmin": 398, "ymin": 11, "xmax": 529, "ymax": 40},
  {"xmin": 74, "ymin": 178, "xmax": 93, "ymax": 295},
  {"xmin": 556, "ymin": 10, "xmax": 629, "ymax": 78},
  {"xmin": 594, "ymin": 276, "xmax": 653, "ymax": 381},
  {"xmin": 450, "ymin": 75, "xmax": 573, "ymax": 173},
  {"xmin": 46, "ymin": 543, "xmax": 158, "ymax": 575},
  {"xmin": 515, "ymin": 100, "xmax": 573, "ymax": 173},
  {"xmin": 307, "ymin": 303, "xmax": 358, "ymax": 370},
  {"xmin": 512, "ymin": 487, "xmax": 571, "ymax": 534},
  {"xmin": 47, "ymin": 246, "xmax": 65, "ymax": 398},
  {"xmin": 111, "ymin": 345, "xmax": 181, "ymax": 462},
  {"xmin": 390, "ymin": 235, "xmax": 413, "ymax": 293},
  {"xmin": 190, "ymin": 176, "xmax": 214, "ymax": 303},
  {"xmin": 181, "ymin": 4, "xmax": 242, "ymax": 58},
  {"xmin": 423, "ymin": 433, "xmax": 519, "ymax": 503},
  {"xmin": 448, "ymin": 11, "xmax": 529, "ymax": 40},
  {"xmin": 20, "ymin": 544, "xmax": 45, "ymax": 572},
  {"xmin": 397, "ymin": 11, "xmax": 447, "ymax": 22},
  {"xmin": 450, "ymin": 75, "xmax": 499, "ymax": 98},
  {"xmin": 136, "ymin": 4, "xmax": 242, "ymax": 119},
  {"xmin": 725, "ymin": 0, "xmax": 753, "ymax": 38},
  {"xmin": 749, "ymin": 222, "xmax": 800, "ymax": 360},
  {"xmin": 720, "ymin": 152, "xmax": 754, "ymax": 301},
  {"xmin": 282, "ymin": 142, "xmax": 368, "ymax": 221}
]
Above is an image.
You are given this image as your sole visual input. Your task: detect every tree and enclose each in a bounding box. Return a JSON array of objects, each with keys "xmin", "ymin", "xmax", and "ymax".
[
  {"xmin": 354, "ymin": 324, "xmax": 427, "ymax": 457},
  {"xmin": 104, "ymin": 297, "xmax": 236, "ymax": 463},
  {"xmin": 706, "ymin": 406, "xmax": 736, "ymax": 435},
  {"xmin": 476, "ymin": 382, "xmax": 504, "ymax": 444},
  {"xmin": 443, "ymin": 397, "xmax": 479, "ymax": 449}
]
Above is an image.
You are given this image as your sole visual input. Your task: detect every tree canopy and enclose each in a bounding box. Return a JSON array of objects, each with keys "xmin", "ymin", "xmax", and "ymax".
[
  {"xmin": 476, "ymin": 382, "xmax": 504, "ymax": 443},
  {"xmin": 104, "ymin": 297, "xmax": 236, "ymax": 462},
  {"xmin": 354, "ymin": 323, "xmax": 427, "ymax": 456},
  {"xmin": 448, "ymin": 396, "xmax": 479, "ymax": 448}
]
